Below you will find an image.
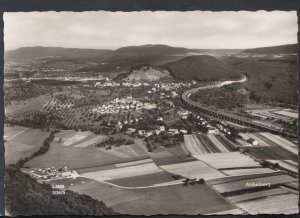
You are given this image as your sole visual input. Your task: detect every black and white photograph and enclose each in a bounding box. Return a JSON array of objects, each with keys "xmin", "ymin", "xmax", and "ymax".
[{"xmin": 3, "ymin": 11, "xmax": 299, "ymax": 215}]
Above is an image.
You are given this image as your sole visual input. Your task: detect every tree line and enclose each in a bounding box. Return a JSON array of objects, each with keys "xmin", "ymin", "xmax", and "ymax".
[{"xmin": 13, "ymin": 129, "xmax": 58, "ymax": 168}]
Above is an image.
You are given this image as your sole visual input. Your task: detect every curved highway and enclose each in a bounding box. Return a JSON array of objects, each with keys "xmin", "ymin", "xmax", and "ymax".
[{"xmin": 182, "ymin": 75, "xmax": 296, "ymax": 138}]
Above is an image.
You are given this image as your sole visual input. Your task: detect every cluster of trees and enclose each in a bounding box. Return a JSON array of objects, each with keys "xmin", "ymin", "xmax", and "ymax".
[
  {"xmin": 134, "ymin": 116, "xmax": 164, "ymax": 132},
  {"xmin": 249, "ymin": 91, "xmax": 262, "ymax": 103},
  {"xmin": 225, "ymin": 126, "xmax": 239, "ymax": 142},
  {"xmin": 14, "ymin": 130, "xmax": 58, "ymax": 168},
  {"xmin": 5, "ymin": 167, "xmax": 115, "ymax": 216},
  {"xmin": 197, "ymin": 124, "xmax": 208, "ymax": 134},
  {"xmin": 144, "ymin": 132, "xmax": 184, "ymax": 152},
  {"xmin": 182, "ymin": 178, "xmax": 204, "ymax": 186},
  {"xmin": 8, "ymin": 112, "xmax": 62, "ymax": 130},
  {"xmin": 191, "ymin": 86, "xmax": 249, "ymax": 109},
  {"xmin": 96, "ymin": 136, "xmax": 134, "ymax": 148},
  {"xmin": 145, "ymin": 139, "xmax": 154, "ymax": 152},
  {"xmin": 5, "ymin": 80, "xmax": 49, "ymax": 102},
  {"xmin": 172, "ymin": 114, "xmax": 207, "ymax": 134}
]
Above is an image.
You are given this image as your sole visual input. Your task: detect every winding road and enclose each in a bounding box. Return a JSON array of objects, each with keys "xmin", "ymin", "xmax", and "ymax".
[{"xmin": 182, "ymin": 75, "xmax": 296, "ymax": 138}]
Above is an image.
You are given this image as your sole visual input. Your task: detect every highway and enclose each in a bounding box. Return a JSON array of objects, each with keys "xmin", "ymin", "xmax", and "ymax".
[{"xmin": 182, "ymin": 75, "xmax": 296, "ymax": 138}]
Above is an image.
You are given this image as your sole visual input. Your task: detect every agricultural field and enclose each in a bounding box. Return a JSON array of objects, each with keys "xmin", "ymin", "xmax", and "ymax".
[
  {"xmin": 240, "ymin": 132, "xmax": 297, "ymax": 153},
  {"xmin": 25, "ymin": 141, "xmax": 120, "ymax": 169},
  {"xmin": 244, "ymin": 146, "xmax": 298, "ymax": 162},
  {"xmin": 225, "ymin": 184, "xmax": 299, "ymax": 214},
  {"xmin": 111, "ymin": 183, "xmax": 237, "ymax": 215},
  {"xmin": 47, "ymin": 174, "xmax": 237, "ymax": 215},
  {"xmin": 160, "ymin": 160, "xmax": 226, "ymax": 180},
  {"xmin": 259, "ymin": 132, "xmax": 298, "ymax": 155},
  {"xmin": 184, "ymin": 134, "xmax": 208, "ymax": 154},
  {"xmin": 222, "ymin": 168, "xmax": 276, "ymax": 176},
  {"xmin": 208, "ymin": 172, "xmax": 284, "ymax": 186},
  {"xmin": 147, "ymin": 142, "xmax": 195, "ymax": 166},
  {"xmin": 193, "ymin": 152, "xmax": 261, "ymax": 170},
  {"xmin": 210, "ymin": 174, "xmax": 297, "ymax": 194},
  {"xmin": 81, "ymin": 161, "xmax": 163, "ymax": 181},
  {"xmin": 3, "ymin": 125, "xmax": 28, "ymax": 140},
  {"xmin": 68, "ymin": 177, "xmax": 143, "ymax": 207},
  {"xmin": 240, "ymin": 132, "xmax": 271, "ymax": 146},
  {"xmin": 236, "ymin": 193, "xmax": 298, "ymax": 214},
  {"xmin": 25, "ymin": 130, "xmax": 149, "ymax": 169},
  {"xmin": 4, "ymin": 125, "xmax": 50, "ymax": 165},
  {"xmin": 237, "ymin": 132, "xmax": 298, "ymax": 170},
  {"xmin": 245, "ymin": 107, "xmax": 298, "ymax": 120},
  {"xmin": 5, "ymin": 121, "xmax": 298, "ymax": 216},
  {"xmin": 266, "ymin": 160, "xmax": 298, "ymax": 174},
  {"xmin": 273, "ymin": 109, "xmax": 298, "ymax": 119},
  {"xmin": 183, "ymin": 133, "xmax": 238, "ymax": 155},
  {"xmin": 284, "ymin": 182, "xmax": 298, "ymax": 191},
  {"xmin": 106, "ymin": 171, "xmax": 176, "ymax": 187},
  {"xmin": 227, "ymin": 187, "xmax": 290, "ymax": 203}
]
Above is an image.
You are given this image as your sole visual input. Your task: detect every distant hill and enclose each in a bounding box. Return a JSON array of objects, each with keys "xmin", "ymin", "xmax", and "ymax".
[
  {"xmin": 243, "ymin": 44, "xmax": 297, "ymax": 54},
  {"xmin": 5, "ymin": 46, "xmax": 112, "ymax": 60},
  {"xmin": 162, "ymin": 55, "xmax": 241, "ymax": 81},
  {"xmin": 6, "ymin": 44, "xmax": 297, "ymax": 61},
  {"xmin": 114, "ymin": 44, "xmax": 189, "ymax": 56},
  {"xmin": 114, "ymin": 45, "xmax": 242, "ymax": 57}
]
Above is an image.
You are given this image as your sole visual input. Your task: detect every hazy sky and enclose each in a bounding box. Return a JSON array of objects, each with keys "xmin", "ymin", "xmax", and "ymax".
[{"xmin": 4, "ymin": 11, "xmax": 298, "ymax": 50}]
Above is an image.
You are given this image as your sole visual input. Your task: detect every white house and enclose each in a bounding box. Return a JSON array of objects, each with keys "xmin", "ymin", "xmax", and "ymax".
[
  {"xmin": 146, "ymin": 131, "xmax": 153, "ymax": 137},
  {"xmin": 126, "ymin": 128, "xmax": 136, "ymax": 134},
  {"xmin": 157, "ymin": 117, "xmax": 164, "ymax": 121},
  {"xmin": 168, "ymin": 129, "xmax": 179, "ymax": 135},
  {"xmin": 138, "ymin": 130, "xmax": 146, "ymax": 136},
  {"xmin": 159, "ymin": 126, "xmax": 166, "ymax": 131},
  {"xmin": 180, "ymin": 129, "xmax": 188, "ymax": 134}
]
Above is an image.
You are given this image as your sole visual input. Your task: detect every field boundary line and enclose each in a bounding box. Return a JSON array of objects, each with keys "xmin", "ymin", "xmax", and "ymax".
[{"xmin": 7, "ymin": 128, "xmax": 29, "ymax": 141}]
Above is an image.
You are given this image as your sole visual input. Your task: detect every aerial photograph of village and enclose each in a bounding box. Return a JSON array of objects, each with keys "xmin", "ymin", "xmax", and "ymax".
[{"xmin": 3, "ymin": 11, "xmax": 299, "ymax": 215}]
